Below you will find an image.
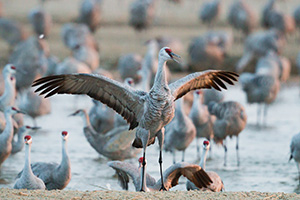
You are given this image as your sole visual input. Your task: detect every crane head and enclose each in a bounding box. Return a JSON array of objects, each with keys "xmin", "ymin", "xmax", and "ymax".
[
  {"xmin": 24, "ymin": 135, "xmax": 32, "ymax": 144},
  {"xmin": 124, "ymin": 78, "xmax": 134, "ymax": 87},
  {"xmin": 159, "ymin": 47, "xmax": 181, "ymax": 63},
  {"xmin": 25, "ymin": 125, "xmax": 41, "ymax": 131},
  {"xmin": 203, "ymin": 140, "xmax": 210, "ymax": 150},
  {"xmin": 8, "ymin": 107, "xmax": 26, "ymax": 115},
  {"xmin": 195, "ymin": 90, "xmax": 202, "ymax": 95},
  {"xmin": 62, "ymin": 131, "xmax": 69, "ymax": 140}
]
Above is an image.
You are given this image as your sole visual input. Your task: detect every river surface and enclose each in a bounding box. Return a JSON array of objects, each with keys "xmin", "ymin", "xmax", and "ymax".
[{"xmin": 0, "ymin": 82, "xmax": 299, "ymax": 193}]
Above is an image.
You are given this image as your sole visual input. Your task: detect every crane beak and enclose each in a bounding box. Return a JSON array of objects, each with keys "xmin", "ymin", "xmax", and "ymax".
[
  {"xmin": 31, "ymin": 126, "xmax": 41, "ymax": 130},
  {"xmin": 68, "ymin": 112, "xmax": 78, "ymax": 117},
  {"xmin": 170, "ymin": 52, "xmax": 181, "ymax": 63},
  {"xmin": 16, "ymin": 110, "xmax": 26, "ymax": 114}
]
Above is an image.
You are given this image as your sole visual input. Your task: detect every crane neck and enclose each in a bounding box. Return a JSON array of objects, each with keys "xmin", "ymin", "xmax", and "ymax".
[
  {"xmin": 60, "ymin": 139, "xmax": 70, "ymax": 170},
  {"xmin": 80, "ymin": 111, "xmax": 91, "ymax": 127},
  {"xmin": 2, "ymin": 112, "xmax": 14, "ymax": 140},
  {"xmin": 152, "ymin": 58, "xmax": 168, "ymax": 89},
  {"xmin": 139, "ymin": 162, "xmax": 149, "ymax": 192},
  {"xmin": 23, "ymin": 143, "xmax": 34, "ymax": 177},
  {"xmin": 199, "ymin": 147, "xmax": 209, "ymax": 170}
]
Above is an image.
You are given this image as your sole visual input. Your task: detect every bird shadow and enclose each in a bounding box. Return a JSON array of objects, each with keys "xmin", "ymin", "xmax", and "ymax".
[{"xmin": 246, "ymin": 123, "xmax": 276, "ymax": 131}]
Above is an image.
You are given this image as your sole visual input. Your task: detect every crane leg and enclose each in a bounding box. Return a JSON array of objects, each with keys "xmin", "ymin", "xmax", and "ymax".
[
  {"xmin": 172, "ymin": 150, "xmax": 176, "ymax": 164},
  {"xmin": 297, "ymin": 163, "xmax": 300, "ymax": 185},
  {"xmin": 236, "ymin": 136, "xmax": 240, "ymax": 166},
  {"xmin": 196, "ymin": 138, "xmax": 200, "ymax": 160},
  {"xmin": 263, "ymin": 104, "xmax": 268, "ymax": 127},
  {"xmin": 256, "ymin": 104, "xmax": 261, "ymax": 127},
  {"xmin": 139, "ymin": 130, "xmax": 150, "ymax": 192},
  {"xmin": 182, "ymin": 150, "xmax": 185, "ymax": 162},
  {"xmin": 157, "ymin": 128, "xmax": 167, "ymax": 191},
  {"xmin": 223, "ymin": 138, "xmax": 227, "ymax": 167}
]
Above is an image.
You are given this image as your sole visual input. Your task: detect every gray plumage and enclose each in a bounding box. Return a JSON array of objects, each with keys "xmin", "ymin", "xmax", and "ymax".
[
  {"xmin": 208, "ymin": 101, "xmax": 247, "ymax": 166},
  {"xmin": 261, "ymin": 0, "xmax": 295, "ymax": 34},
  {"xmin": 71, "ymin": 109, "xmax": 140, "ymax": 160},
  {"xmin": 236, "ymin": 30, "xmax": 286, "ymax": 73},
  {"xmin": 61, "ymin": 23, "xmax": 98, "ymax": 51},
  {"xmin": 11, "ymin": 126, "xmax": 40, "ymax": 155},
  {"xmin": 290, "ymin": 132, "xmax": 300, "ymax": 184},
  {"xmin": 189, "ymin": 90, "xmax": 214, "ymax": 159},
  {"xmin": 0, "ymin": 107, "xmax": 24, "ymax": 166},
  {"xmin": 17, "ymin": 88, "xmax": 51, "ymax": 126},
  {"xmin": 188, "ymin": 31, "xmax": 232, "ymax": 69},
  {"xmin": 32, "ymin": 47, "xmax": 239, "ymax": 191},
  {"xmin": 164, "ymin": 98, "xmax": 196, "ymax": 163},
  {"xmin": 0, "ymin": 18, "xmax": 27, "ymax": 47},
  {"xmin": 17, "ymin": 131, "xmax": 71, "ymax": 190},
  {"xmin": 129, "ymin": 0, "xmax": 155, "ymax": 31},
  {"xmin": 28, "ymin": 7, "xmax": 52, "ymax": 38},
  {"xmin": 9, "ymin": 37, "xmax": 48, "ymax": 91},
  {"xmin": 227, "ymin": 0, "xmax": 257, "ymax": 35},
  {"xmin": 0, "ymin": 64, "xmax": 17, "ymax": 112},
  {"xmin": 186, "ymin": 140, "xmax": 224, "ymax": 192},
  {"xmin": 118, "ymin": 53, "xmax": 143, "ymax": 83},
  {"xmin": 89, "ymin": 100, "xmax": 115, "ymax": 134},
  {"xmin": 202, "ymin": 88, "xmax": 224, "ymax": 105},
  {"xmin": 13, "ymin": 136, "xmax": 46, "ymax": 190},
  {"xmin": 78, "ymin": 0, "xmax": 102, "ymax": 33},
  {"xmin": 108, "ymin": 157, "xmax": 212, "ymax": 191},
  {"xmin": 199, "ymin": 0, "xmax": 221, "ymax": 27}
]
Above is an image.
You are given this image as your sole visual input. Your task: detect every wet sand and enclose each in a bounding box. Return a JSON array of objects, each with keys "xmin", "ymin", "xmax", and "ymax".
[{"xmin": 1, "ymin": 189, "xmax": 300, "ymax": 200}]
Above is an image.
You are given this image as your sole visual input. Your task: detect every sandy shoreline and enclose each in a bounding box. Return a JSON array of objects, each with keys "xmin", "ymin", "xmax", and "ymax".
[{"xmin": 0, "ymin": 189, "xmax": 299, "ymax": 200}]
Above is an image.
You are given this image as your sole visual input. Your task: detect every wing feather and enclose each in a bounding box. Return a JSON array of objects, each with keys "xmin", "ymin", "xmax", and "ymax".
[
  {"xmin": 169, "ymin": 70, "xmax": 239, "ymax": 101},
  {"xmin": 32, "ymin": 74, "xmax": 144, "ymax": 130}
]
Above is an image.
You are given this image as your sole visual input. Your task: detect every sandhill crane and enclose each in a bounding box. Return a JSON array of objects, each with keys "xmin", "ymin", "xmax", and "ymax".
[
  {"xmin": 89, "ymin": 100, "xmax": 115, "ymax": 134},
  {"xmin": 129, "ymin": 0, "xmax": 155, "ymax": 31},
  {"xmin": 78, "ymin": 0, "xmax": 102, "ymax": 33},
  {"xmin": 188, "ymin": 31, "xmax": 232, "ymax": 70},
  {"xmin": 72, "ymin": 45, "xmax": 99, "ymax": 71},
  {"xmin": 236, "ymin": 30, "xmax": 286, "ymax": 73},
  {"xmin": 262, "ymin": 0, "xmax": 295, "ymax": 34},
  {"xmin": 189, "ymin": 90, "xmax": 214, "ymax": 159},
  {"xmin": 0, "ymin": 64, "xmax": 17, "ymax": 111},
  {"xmin": 107, "ymin": 157, "xmax": 212, "ymax": 191},
  {"xmin": 11, "ymin": 126, "xmax": 40, "ymax": 154},
  {"xmin": 186, "ymin": 140, "xmax": 224, "ymax": 192},
  {"xmin": 16, "ymin": 131, "xmax": 71, "ymax": 190},
  {"xmin": 32, "ymin": 47, "xmax": 239, "ymax": 191},
  {"xmin": 61, "ymin": 23, "xmax": 98, "ymax": 51},
  {"xmin": 118, "ymin": 53, "xmax": 143, "ymax": 83},
  {"xmin": 227, "ymin": 0, "xmax": 257, "ymax": 37},
  {"xmin": 70, "ymin": 109, "xmax": 140, "ymax": 160},
  {"xmin": 0, "ymin": 18, "xmax": 27, "ymax": 48},
  {"xmin": 164, "ymin": 98, "xmax": 196, "ymax": 163},
  {"xmin": 13, "ymin": 135, "xmax": 46, "ymax": 190},
  {"xmin": 290, "ymin": 132, "xmax": 300, "ymax": 184},
  {"xmin": 55, "ymin": 57, "xmax": 91, "ymax": 75},
  {"xmin": 28, "ymin": 7, "xmax": 52, "ymax": 38},
  {"xmin": 240, "ymin": 73, "xmax": 279, "ymax": 126},
  {"xmin": 17, "ymin": 88, "xmax": 51, "ymax": 126},
  {"xmin": 199, "ymin": 0, "xmax": 221, "ymax": 28},
  {"xmin": 0, "ymin": 107, "xmax": 24, "ymax": 166},
  {"xmin": 208, "ymin": 101, "xmax": 247, "ymax": 166},
  {"xmin": 9, "ymin": 37, "xmax": 48, "ymax": 91}
]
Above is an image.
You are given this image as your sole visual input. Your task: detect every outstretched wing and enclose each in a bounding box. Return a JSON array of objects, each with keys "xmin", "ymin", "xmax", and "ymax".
[
  {"xmin": 169, "ymin": 70, "xmax": 239, "ymax": 101},
  {"xmin": 32, "ymin": 74, "xmax": 145, "ymax": 130},
  {"xmin": 158, "ymin": 162, "xmax": 212, "ymax": 190}
]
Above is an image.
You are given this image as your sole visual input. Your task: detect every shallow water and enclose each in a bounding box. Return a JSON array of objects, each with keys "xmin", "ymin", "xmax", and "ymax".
[{"xmin": 0, "ymin": 83, "xmax": 299, "ymax": 193}]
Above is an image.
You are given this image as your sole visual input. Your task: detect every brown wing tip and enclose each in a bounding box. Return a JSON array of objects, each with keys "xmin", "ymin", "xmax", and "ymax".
[{"xmin": 192, "ymin": 169, "xmax": 213, "ymax": 188}]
